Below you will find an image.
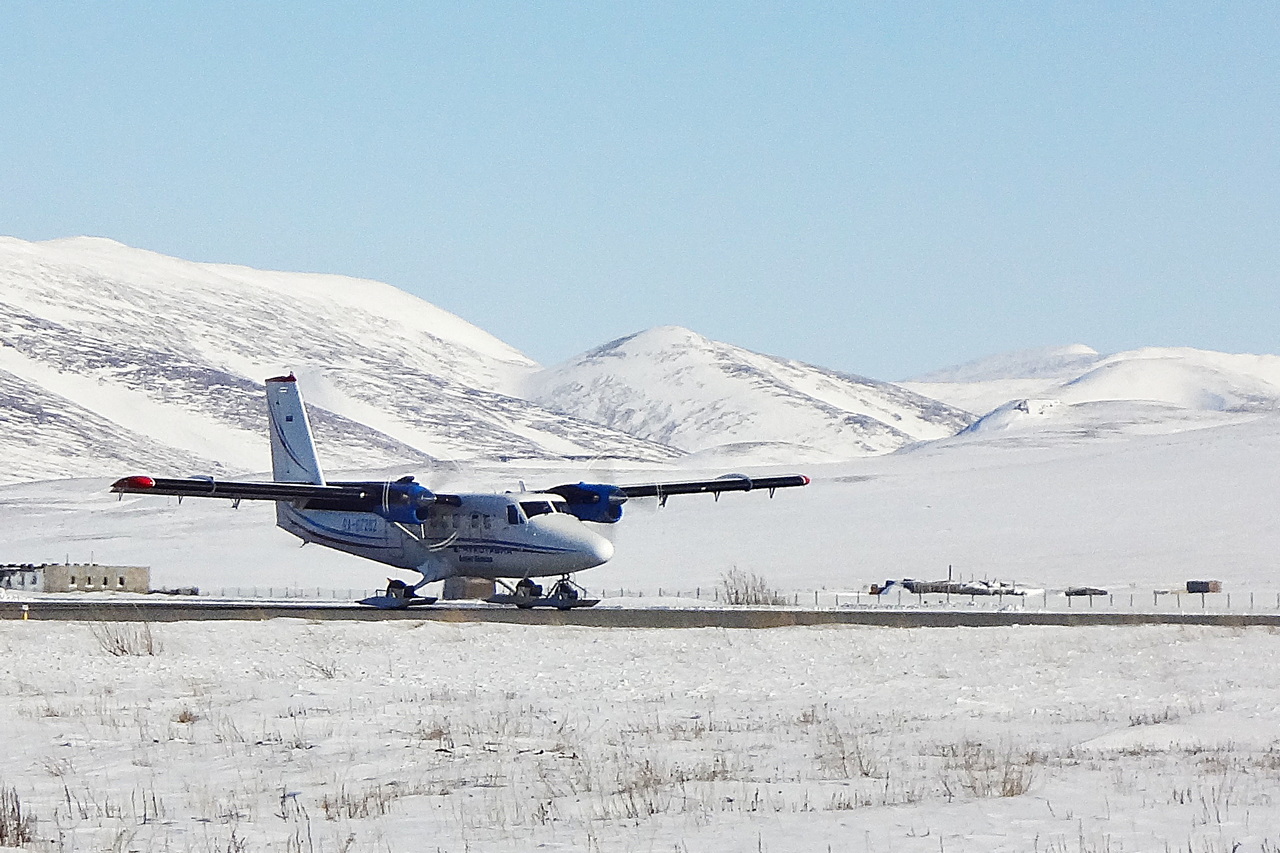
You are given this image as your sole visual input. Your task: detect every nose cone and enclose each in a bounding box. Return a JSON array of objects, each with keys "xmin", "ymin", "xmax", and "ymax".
[
  {"xmin": 581, "ymin": 529, "xmax": 614, "ymax": 567},
  {"xmin": 528, "ymin": 514, "xmax": 616, "ymax": 570}
]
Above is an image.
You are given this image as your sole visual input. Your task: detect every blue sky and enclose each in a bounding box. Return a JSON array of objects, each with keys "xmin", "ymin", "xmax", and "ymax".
[{"xmin": 2, "ymin": 2, "xmax": 1276, "ymax": 378}]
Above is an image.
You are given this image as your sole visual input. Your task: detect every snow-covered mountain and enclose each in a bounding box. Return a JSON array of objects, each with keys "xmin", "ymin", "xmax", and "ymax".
[
  {"xmin": 0, "ymin": 237, "xmax": 680, "ymax": 483},
  {"xmin": 525, "ymin": 326, "xmax": 975, "ymax": 463},
  {"xmin": 5, "ymin": 235, "xmax": 1277, "ymax": 485},
  {"xmin": 918, "ymin": 346, "xmax": 1280, "ymax": 444},
  {"xmin": 911, "ymin": 344, "xmax": 1105, "ymax": 384},
  {"xmin": 900, "ymin": 344, "xmax": 1106, "ymax": 415}
]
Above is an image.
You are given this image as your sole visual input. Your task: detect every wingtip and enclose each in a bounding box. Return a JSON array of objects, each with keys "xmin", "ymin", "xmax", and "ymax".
[{"xmin": 111, "ymin": 475, "xmax": 156, "ymax": 491}]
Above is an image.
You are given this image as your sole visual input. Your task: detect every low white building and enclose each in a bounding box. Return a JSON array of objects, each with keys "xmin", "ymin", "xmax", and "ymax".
[
  {"xmin": 0, "ymin": 563, "xmax": 150, "ymax": 594},
  {"xmin": 0, "ymin": 565, "xmax": 43, "ymax": 591}
]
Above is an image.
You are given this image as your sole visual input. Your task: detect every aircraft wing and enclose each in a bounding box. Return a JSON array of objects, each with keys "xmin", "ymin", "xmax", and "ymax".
[
  {"xmin": 110, "ymin": 475, "xmax": 369, "ymax": 502},
  {"xmin": 616, "ymin": 474, "xmax": 810, "ymax": 499},
  {"xmin": 543, "ymin": 473, "xmax": 808, "ymax": 522}
]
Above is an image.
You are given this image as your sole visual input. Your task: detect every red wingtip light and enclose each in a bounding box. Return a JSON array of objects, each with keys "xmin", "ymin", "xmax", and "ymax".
[
  {"xmin": 112, "ymin": 475, "xmax": 156, "ymax": 491},
  {"xmin": 800, "ymin": 475, "xmax": 811, "ymax": 485}
]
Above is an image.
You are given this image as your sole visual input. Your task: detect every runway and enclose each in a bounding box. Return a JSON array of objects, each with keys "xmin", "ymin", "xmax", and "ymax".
[{"xmin": 3, "ymin": 598, "xmax": 1280, "ymax": 628}]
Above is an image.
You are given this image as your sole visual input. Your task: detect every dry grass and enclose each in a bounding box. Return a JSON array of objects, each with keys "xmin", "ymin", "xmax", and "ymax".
[
  {"xmin": 5, "ymin": 621, "xmax": 1279, "ymax": 851},
  {"xmin": 0, "ymin": 787, "xmax": 35, "ymax": 847},
  {"xmin": 90, "ymin": 621, "xmax": 160, "ymax": 656},
  {"xmin": 719, "ymin": 568, "xmax": 787, "ymax": 606}
]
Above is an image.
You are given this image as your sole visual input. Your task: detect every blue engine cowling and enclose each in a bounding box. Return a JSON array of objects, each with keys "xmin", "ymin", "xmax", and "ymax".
[
  {"xmin": 547, "ymin": 482, "xmax": 627, "ymax": 523},
  {"xmin": 371, "ymin": 480, "xmax": 440, "ymax": 525}
]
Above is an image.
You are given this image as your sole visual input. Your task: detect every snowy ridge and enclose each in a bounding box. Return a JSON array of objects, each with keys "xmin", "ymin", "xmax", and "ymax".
[
  {"xmin": 910, "ymin": 343, "xmax": 1102, "ymax": 383},
  {"xmin": 901, "ymin": 344, "xmax": 1106, "ymax": 415},
  {"xmin": 5, "ymin": 235, "xmax": 1279, "ymax": 483},
  {"xmin": 955, "ymin": 347, "xmax": 1280, "ymax": 443},
  {"xmin": 525, "ymin": 326, "xmax": 975, "ymax": 461},
  {"xmin": 0, "ymin": 237, "xmax": 679, "ymax": 482}
]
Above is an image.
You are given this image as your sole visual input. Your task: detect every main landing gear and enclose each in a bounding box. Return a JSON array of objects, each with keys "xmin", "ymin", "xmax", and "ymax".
[
  {"xmin": 487, "ymin": 575, "xmax": 600, "ymax": 610},
  {"xmin": 356, "ymin": 575, "xmax": 599, "ymax": 610},
  {"xmin": 358, "ymin": 578, "xmax": 440, "ymax": 610}
]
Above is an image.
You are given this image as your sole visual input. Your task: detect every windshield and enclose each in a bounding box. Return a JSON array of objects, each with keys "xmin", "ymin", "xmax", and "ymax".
[{"xmin": 520, "ymin": 500, "xmax": 569, "ymax": 518}]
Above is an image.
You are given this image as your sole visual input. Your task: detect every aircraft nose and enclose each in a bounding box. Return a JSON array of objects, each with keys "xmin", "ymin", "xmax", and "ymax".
[{"xmin": 581, "ymin": 529, "xmax": 614, "ymax": 567}]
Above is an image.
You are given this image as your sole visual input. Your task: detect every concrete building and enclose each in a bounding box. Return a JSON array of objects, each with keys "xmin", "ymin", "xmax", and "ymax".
[{"xmin": 0, "ymin": 563, "xmax": 150, "ymax": 594}]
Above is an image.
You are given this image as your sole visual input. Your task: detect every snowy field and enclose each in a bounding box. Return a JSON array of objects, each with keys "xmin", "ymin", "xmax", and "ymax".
[{"xmin": 1, "ymin": 619, "xmax": 1279, "ymax": 852}]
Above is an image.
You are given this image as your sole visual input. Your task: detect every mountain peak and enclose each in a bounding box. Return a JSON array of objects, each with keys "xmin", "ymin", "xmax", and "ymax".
[
  {"xmin": 529, "ymin": 329, "xmax": 974, "ymax": 460},
  {"xmin": 585, "ymin": 326, "xmax": 708, "ymax": 358}
]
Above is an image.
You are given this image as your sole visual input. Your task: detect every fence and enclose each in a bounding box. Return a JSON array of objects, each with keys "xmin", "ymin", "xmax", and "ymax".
[{"xmin": 195, "ymin": 585, "xmax": 1280, "ymax": 614}]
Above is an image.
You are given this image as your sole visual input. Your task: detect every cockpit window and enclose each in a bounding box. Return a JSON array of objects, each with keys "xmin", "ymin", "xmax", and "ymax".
[{"xmin": 520, "ymin": 501, "xmax": 555, "ymax": 518}]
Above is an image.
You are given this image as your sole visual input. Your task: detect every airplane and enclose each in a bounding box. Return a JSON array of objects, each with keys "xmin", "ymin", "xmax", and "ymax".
[{"xmin": 111, "ymin": 374, "xmax": 809, "ymax": 608}]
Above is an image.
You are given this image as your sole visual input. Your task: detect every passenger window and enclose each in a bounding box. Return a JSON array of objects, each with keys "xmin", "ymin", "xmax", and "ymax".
[
  {"xmin": 471, "ymin": 513, "xmax": 480, "ymax": 529},
  {"xmin": 483, "ymin": 515, "xmax": 492, "ymax": 531}
]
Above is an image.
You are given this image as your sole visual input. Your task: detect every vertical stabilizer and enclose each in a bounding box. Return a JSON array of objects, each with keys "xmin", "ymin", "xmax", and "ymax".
[{"xmin": 265, "ymin": 374, "xmax": 325, "ymax": 484}]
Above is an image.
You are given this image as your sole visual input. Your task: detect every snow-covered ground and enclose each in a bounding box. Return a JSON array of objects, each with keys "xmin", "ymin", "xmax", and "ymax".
[{"xmin": 1, "ymin": 619, "xmax": 1277, "ymax": 852}]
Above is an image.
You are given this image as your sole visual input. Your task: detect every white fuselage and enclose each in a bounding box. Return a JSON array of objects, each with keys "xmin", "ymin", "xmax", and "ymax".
[{"xmin": 276, "ymin": 492, "xmax": 614, "ymax": 582}]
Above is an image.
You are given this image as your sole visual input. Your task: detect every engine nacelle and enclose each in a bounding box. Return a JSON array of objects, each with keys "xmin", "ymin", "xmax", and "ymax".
[
  {"xmin": 371, "ymin": 480, "xmax": 440, "ymax": 525},
  {"xmin": 547, "ymin": 482, "xmax": 627, "ymax": 523}
]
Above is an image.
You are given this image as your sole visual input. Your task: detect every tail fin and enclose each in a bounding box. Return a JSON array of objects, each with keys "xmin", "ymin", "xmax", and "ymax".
[{"xmin": 265, "ymin": 374, "xmax": 325, "ymax": 484}]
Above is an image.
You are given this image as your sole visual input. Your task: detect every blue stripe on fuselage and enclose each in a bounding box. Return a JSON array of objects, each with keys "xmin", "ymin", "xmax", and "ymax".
[{"xmin": 282, "ymin": 507, "xmax": 391, "ymax": 546}]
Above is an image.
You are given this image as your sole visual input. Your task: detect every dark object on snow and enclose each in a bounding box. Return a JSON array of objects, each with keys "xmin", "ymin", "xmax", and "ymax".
[
  {"xmin": 901, "ymin": 578, "xmax": 1023, "ymax": 596},
  {"xmin": 487, "ymin": 577, "xmax": 599, "ymax": 610},
  {"xmin": 1186, "ymin": 580, "xmax": 1222, "ymax": 594},
  {"xmin": 358, "ymin": 578, "xmax": 439, "ymax": 609},
  {"xmin": 1064, "ymin": 586, "xmax": 1108, "ymax": 597}
]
